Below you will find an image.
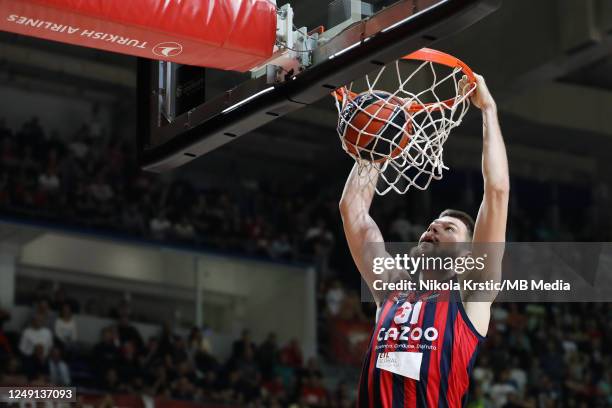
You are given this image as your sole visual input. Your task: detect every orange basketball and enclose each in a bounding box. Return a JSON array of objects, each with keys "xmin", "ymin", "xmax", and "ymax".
[{"xmin": 337, "ymin": 91, "xmax": 411, "ymax": 163}]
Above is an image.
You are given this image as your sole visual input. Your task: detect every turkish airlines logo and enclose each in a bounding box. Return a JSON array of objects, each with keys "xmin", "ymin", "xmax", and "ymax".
[{"xmin": 152, "ymin": 42, "xmax": 183, "ymax": 58}]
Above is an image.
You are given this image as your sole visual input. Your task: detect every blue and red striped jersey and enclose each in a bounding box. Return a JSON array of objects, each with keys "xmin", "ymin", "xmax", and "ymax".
[{"xmin": 358, "ymin": 288, "xmax": 484, "ymax": 407}]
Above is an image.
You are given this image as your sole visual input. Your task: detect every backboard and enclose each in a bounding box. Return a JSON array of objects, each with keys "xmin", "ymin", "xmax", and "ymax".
[{"xmin": 138, "ymin": 0, "xmax": 501, "ymax": 172}]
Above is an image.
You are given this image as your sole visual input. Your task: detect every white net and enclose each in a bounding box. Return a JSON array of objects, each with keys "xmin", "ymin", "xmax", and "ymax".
[{"xmin": 334, "ymin": 58, "xmax": 476, "ymax": 195}]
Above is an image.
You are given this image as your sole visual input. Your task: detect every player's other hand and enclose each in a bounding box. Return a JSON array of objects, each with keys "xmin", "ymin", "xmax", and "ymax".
[{"xmin": 459, "ymin": 73, "xmax": 496, "ymax": 112}]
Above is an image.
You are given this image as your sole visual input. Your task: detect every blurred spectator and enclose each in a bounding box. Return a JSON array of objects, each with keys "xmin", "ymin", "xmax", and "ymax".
[
  {"xmin": 117, "ymin": 341, "xmax": 142, "ymax": 383},
  {"xmin": 172, "ymin": 375, "xmax": 197, "ymax": 401},
  {"xmin": 389, "ymin": 210, "xmax": 419, "ymax": 241},
  {"xmin": 597, "ymin": 370, "xmax": 612, "ymax": 405},
  {"xmin": 1, "ymin": 356, "xmax": 28, "ymax": 385},
  {"xmin": 0, "ymin": 172, "xmax": 9, "ymax": 204},
  {"xmin": 19, "ymin": 313, "xmax": 53, "ymax": 358},
  {"xmin": 489, "ymin": 368, "xmax": 519, "ymax": 407},
  {"xmin": 102, "ymin": 368, "xmax": 124, "ymax": 392},
  {"xmin": 188, "ymin": 326, "xmax": 213, "ymax": 356},
  {"xmin": 262, "ymin": 375, "xmax": 286, "ymax": 402},
  {"xmin": 281, "ymin": 338, "xmax": 303, "ymax": 369},
  {"xmin": 54, "ymin": 304, "xmax": 77, "ymax": 347},
  {"xmin": 174, "ymin": 216, "xmax": 196, "ymax": 241},
  {"xmin": 238, "ymin": 346, "xmax": 259, "ymax": 379},
  {"xmin": 143, "ymin": 336, "xmax": 160, "ymax": 367},
  {"xmin": 48, "ymin": 346, "xmax": 71, "ymax": 386},
  {"xmin": 540, "ymin": 341, "xmax": 564, "ymax": 382},
  {"xmin": 34, "ymin": 299, "xmax": 53, "ymax": 328},
  {"xmin": 121, "ymin": 204, "xmax": 146, "ymax": 235},
  {"xmin": 331, "ymin": 380, "xmax": 352, "ymax": 408},
  {"xmin": 300, "ymin": 357, "xmax": 323, "ymax": 380},
  {"xmin": 491, "ymin": 304, "xmax": 509, "ymax": 332},
  {"xmin": 171, "ymin": 336, "xmax": 190, "ymax": 364},
  {"xmin": 151, "ymin": 365, "xmax": 169, "ymax": 396},
  {"xmin": 117, "ymin": 311, "xmax": 144, "ymax": 351},
  {"xmin": 258, "ymin": 332, "xmax": 279, "ymax": 380},
  {"xmin": 0, "ymin": 308, "xmax": 12, "ymax": 363},
  {"xmin": 275, "ymin": 351, "xmax": 297, "ymax": 393},
  {"xmin": 157, "ymin": 322, "xmax": 175, "ymax": 358},
  {"xmin": 300, "ymin": 375, "xmax": 328, "ymax": 407},
  {"xmin": 0, "ymin": 118, "xmax": 10, "ymax": 138},
  {"xmin": 1, "ymin": 135, "xmax": 18, "ymax": 168},
  {"xmin": 534, "ymin": 374, "xmax": 560, "ymax": 406},
  {"xmin": 235, "ymin": 347, "xmax": 261, "ymax": 400},
  {"xmin": 506, "ymin": 303, "xmax": 527, "ymax": 331},
  {"xmin": 231, "ymin": 329, "xmax": 256, "ymax": 362},
  {"xmin": 92, "ymin": 327, "xmax": 120, "ymax": 375},
  {"xmin": 51, "ymin": 287, "xmax": 80, "ymax": 314},
  {"xmin": 32, "ymin": 281, "xmax": 53, "ymax": 305},
  {"xmin": 67, "ymin": 132, "xmax": 89, "ymax": 159},
  {"xmin": 192, "ymin": 335, "xmax": 219, "ymax": 374},
  {"xmin": 325, "ymin": 280, "xmax": 345, "ymax": 317},
  {"xmin": 337, "ymin": 290, "xmax": 367, "ymax": 322},
  {"xmin": 89, "ymin": 174, "xmax": 114, "ymax": 202},
  {"xmin": 24, "ymin": 344, "xmax": 49, "ymax": 381},
  {"xmin": 466, "ymin": 383, "xmax": 487, "ymax": 408},
  {"xmin": 38, "ymin": 166, "xmax": 60, "ymax": 192},
  {"xmin": 219, "ymin": 368, "xmax": 247, "ymax": 403},
  {"xmin": 150, "ymin": 211, "xmax": 172, "ymax": 240},
  {"xmin": 472, "ymin": 355, "xmax": 494, "ymax": 394},
  {"xmin": 304, "ymin": 219, "xmax": 335, "ymax": 256},
  {"xmin": 269, "ymin": 234, "xmax": 294, "ymax": 260}
]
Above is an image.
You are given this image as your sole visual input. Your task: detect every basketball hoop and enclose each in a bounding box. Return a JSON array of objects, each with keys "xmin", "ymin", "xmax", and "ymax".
[{"xmin": 333, "ymin": 48, "xmax": 477, "ymax": 195}]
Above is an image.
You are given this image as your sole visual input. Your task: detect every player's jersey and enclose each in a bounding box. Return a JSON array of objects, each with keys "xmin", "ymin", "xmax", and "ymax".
[{"xmin": 357, "ymin": 286, "xmax": 484, "ymax": 408}]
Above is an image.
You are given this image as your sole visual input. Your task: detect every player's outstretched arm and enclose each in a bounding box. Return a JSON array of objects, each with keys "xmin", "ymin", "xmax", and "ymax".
[
  {"xmin": 471, "ymin": 74, "xmax": 509, "ymax": 255},
  {"xmin": 472, "ymin": 74, "xmax": 509, "ymax": 245},
  {"xmin": 462, "ymin": 74, "xmax": 509, "ymax": 334},
  {"xmin": 339, "ymin": 163, "xmax": 392, "ymax": 307}
]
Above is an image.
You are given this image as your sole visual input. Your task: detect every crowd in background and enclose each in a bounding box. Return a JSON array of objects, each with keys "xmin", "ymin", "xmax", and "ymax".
[
  {"xmin": 1, "ymin": 116, "xmax": 608, "ymax": 274},
  {"xmin": 0, "ymin": 117, "xmax": 338, "ymax": 263},
  {"xmin": 1, "ymin": 115, "xmax": 612, "ymax": 407},
  {"xmin": 471, "ymin": 302, "xmax": 612, "ymax": 407},
  {"xmin": 1, "ymin": 283, "xmax": 611, "ymax": 407},
  {"xmin": 316, "ymin": 280, "xmax": 612, "ymax": 407},
  {"xmin": 0, "ymin": 289, "xmax": 352, "ymax": 407}
]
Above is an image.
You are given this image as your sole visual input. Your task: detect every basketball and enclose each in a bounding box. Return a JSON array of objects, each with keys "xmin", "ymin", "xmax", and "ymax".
[{"xmin": 337, "ymin": 91, "xmax": 411, "ymax": 163}]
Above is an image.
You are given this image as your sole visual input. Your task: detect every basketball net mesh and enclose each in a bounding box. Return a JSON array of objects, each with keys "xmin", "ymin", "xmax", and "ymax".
[{"xmin": 334, "ymin": 60, "xmax": 476, "ymax": 195}]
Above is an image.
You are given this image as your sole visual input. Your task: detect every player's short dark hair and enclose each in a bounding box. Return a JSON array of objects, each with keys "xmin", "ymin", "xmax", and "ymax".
[{"xmin": 439, "ymin": 209, "xmax": 475, "ymax": 238}]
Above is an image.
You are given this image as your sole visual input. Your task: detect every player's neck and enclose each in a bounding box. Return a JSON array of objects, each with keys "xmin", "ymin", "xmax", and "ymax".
[{"xmin": 419, "ymin": 268, "xmax": 455, "ymax": 283}]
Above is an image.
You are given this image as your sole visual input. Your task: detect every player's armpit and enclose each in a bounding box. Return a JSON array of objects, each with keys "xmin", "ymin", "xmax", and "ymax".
[
  {"xmin": 460, "ymin": 227, "xmax": 506, "ymax": 335},
  {"xmin": 460, "ymin": 242, "xmax": 505, "ymax": 298},
  {"xmin": 462, "ymin": 299, "xmax": 491, "ymax": 337}
]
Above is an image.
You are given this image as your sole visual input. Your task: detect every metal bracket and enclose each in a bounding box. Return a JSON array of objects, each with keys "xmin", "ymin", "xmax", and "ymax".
[{"xmin": 251, "ymin": 4, "xmax": 315, "ymax": 81}]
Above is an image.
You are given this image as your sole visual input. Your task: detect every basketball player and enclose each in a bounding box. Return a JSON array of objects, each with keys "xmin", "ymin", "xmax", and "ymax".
[{"xmin": 339, "ymin": 74, "xmax": 508, "ymax": 407}]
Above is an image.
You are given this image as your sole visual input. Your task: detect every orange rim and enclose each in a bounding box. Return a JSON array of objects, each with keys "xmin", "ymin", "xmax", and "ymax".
[
  {"xmin": 403, "ymin": 48, "xmax": 476, "ymax": 82},
  {"xmin": 333, "ymin": 48, "xmax": 476, "ymax": 113}
]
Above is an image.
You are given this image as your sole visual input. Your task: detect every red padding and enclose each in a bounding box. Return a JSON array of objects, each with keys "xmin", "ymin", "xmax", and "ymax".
[{"xmin": 0, "ymin": 0, "xmax": 276, "ymax": 72}]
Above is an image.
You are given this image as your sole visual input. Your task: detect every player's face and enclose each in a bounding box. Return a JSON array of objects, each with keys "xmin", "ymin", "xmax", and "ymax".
[{"xmin": 418, "ymin": 216, "xmax": 469, "ymax": 253}]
